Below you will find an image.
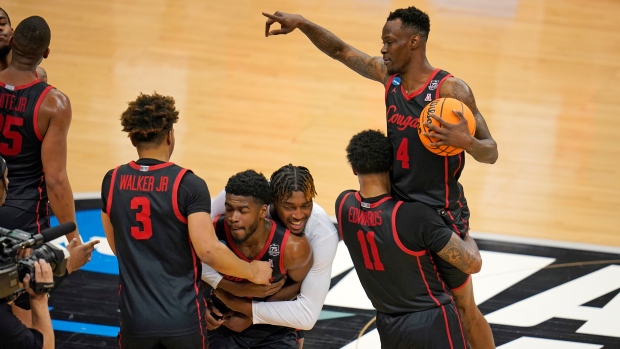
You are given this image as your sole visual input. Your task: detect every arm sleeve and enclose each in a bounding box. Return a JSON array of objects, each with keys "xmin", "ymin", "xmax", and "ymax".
[
  {"xmin": 251, "ymin": 204, "xmax": 339, "ymax": 330},
  {"xmin": 177, "ymin": 171, "xmax": 211, "ymax": 216},
  {"xmin": 201, "ymin": 261, "xmax": 224, "ymax": 289},
  {"xmin": 0, "ymin": 304, "xmax": 44, "ymax": 348},
  {"xmin": 210, "ymin": 188, "xmax": 226, "ymax": 218},
  {"xmin": 396, "ymin": 202, "xmax": 453, "ymax": 252},
  {"xmin": 100, "ymin": 170, "xmax": 113, "ymax": 213},
  {"xmin": 200, "ymin": 188, "xmax": 225, "ymax": 287}
]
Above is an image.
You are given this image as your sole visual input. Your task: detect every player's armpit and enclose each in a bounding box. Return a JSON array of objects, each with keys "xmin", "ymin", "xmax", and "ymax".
[{"xmin": 436, "ymin": 233, "xmax": 482, "ymax": 274}]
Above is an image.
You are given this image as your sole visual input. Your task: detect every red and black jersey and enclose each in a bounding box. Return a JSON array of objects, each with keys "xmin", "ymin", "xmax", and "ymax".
[
  {"xmin": 211, "ymin": 214, "xmax": 290, "ymax": 311},
  {"xmin": 213, "ymin": 214, "xmax": 289, "ymax": 287},
  {"xmin": 335, "ymin": 190, "xmax": 456, "ymax": 315},
  {"xmin": 385, "ymin": 69, "xmax": 470, "ymax": 235},
  {"xmin": 0, "ymin": 79, "xmax": 53, "ymax": 233},
  {"xmin": 103, "ymin": 160, "xmax": 207, "ymax": 338}
]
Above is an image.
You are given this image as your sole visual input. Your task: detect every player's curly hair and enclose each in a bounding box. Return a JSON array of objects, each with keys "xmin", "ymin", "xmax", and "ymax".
[
  {"xmin": 387, "ymin": 6, "xmax": 430, "ymax": 39},
  {"xmin": 120, "ymin": 92, "xmax": 179, "ymax": 145},
  {"xmin": 12, "ymin": 16, "xmax": 50, "ymax": 60},
  {"xmin": 270, "ymin": 164, "xmax": 317, "ymax": 204},
  {"xmin": 346, "ymin": 130, "xmax": 393, "ymax": 175},
  {"xmin": 225, "ymin": 170, "xmax": 271, "ymax": 206}
]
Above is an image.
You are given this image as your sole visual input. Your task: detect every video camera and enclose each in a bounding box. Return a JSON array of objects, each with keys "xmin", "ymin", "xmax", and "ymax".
[{"xmin": 0, "ymin": 222, "xmax": 75, "ymax": 303}]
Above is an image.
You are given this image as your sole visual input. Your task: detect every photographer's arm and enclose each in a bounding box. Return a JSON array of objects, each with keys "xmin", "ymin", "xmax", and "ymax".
[{"xmin": 23, "ymin": 260, "xmax": 55, "ymax": 349}]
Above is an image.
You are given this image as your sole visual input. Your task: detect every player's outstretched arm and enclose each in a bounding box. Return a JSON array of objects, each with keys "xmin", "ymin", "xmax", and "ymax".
[
  {"xmin": 188, "ymin": 212, "xmax": 273, "ymax": 285},
  {"xmin": 436, "ymin": 78, "xmax": 498, "ymax": 164},
  {"xmin": 39, "ymin": 89, "xmax": 80, "ymax": 243},
  {"xmin": 436, "ymin": 234, "xmax": 482, "ymax": 274},
  {"xmin": 263, "ymin": 11, "xmax": 389, "ymax": 84}
]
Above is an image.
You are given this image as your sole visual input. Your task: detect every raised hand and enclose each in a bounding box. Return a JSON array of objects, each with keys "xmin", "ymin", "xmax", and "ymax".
[{"xmin": 262, "ymin": 11, "xmax": 305, "ymax": 37}]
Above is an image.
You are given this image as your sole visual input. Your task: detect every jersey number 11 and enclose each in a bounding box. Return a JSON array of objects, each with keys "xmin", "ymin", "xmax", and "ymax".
[{"xmin": 357, "ymin": 230, "xmax": 384, "ymax": 271}]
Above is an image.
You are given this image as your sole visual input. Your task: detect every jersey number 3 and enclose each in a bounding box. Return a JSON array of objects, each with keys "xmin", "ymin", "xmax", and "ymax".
[
  {"xmin": 130, "ymin": 196, "xmax": 152, "ymax": 239},
  {"xmin": 357, "ymin": 230, "xmax": 384, "ymax": 271}
]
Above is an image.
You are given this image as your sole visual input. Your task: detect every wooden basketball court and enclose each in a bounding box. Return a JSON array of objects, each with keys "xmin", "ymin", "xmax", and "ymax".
[
  {"xmin": 3, "ymin": 0, "xmax": 620, "ymax": 348},
  {"xmin": 6, "ymin": 0, "xmax": 619, "ymax": 246}
]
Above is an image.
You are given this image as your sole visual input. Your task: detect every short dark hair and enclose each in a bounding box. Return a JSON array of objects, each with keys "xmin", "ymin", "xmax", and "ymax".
[
  {"xmin": 387, "ymin": 6, "xmax": 430, "ymax": 39},
  {"xmin": 0, "ymin": 8, "xmax": 11, "ymax": 25},
  {"xmin": 120, "ymin": 92, "xmax": 179, "ymax": 145},
  {"xmin": 270, "ymin": 164, "xmax": 317, "ymax": 203},
  {"xmin": 12, "ymin": 16, "xmax": 50, "ymax": 59},
  {"xmin": 346, "ymin": 130, "xmax": 393, "ymax": 175},
  {"xmin": 226, "ymin": 170, "xmax": 271, "ymax": 206}
]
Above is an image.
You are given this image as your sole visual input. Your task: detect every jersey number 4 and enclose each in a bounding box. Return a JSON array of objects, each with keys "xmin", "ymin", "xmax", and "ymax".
[
  {"xmin": 130, "ymin": 196, "xmax": 152, "ymax": 239},
  {"xmin": 0, "ymin": 114, "xmax": 24, "ymax": 156},
  {"xmin": 396, "ymin": 138, "xmax": 409, "ymax": 169},
  {"xmin": 357, "ymin": 230, "xmax": 384, "ymax": 271}
]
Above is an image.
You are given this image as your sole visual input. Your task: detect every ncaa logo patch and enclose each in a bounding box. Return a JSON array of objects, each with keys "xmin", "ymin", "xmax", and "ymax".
[
  {"xmin": 428, "ymin": 79, "xmax": 439, "ymax": 90},
  {"xmin": 268, "ymin": 243, "xmax": 280, "ymax": 257}
]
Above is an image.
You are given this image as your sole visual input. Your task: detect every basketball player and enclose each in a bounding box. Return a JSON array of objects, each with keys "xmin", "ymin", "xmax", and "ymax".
[
  {"xmin": 0, "ymin": 15, "xmax": 97, "ymax": 319},
  {"xmin": 202, "ymin": 164, "xmax": 338, "ymax": 347},
  {"xmin": 207, "ymin": 169, "xmax": 313, "ymax": 348},
  {"xmin": 0, "ymin": 8, "xmax": 48, "ymax": 81},
  {"xmin": 336, "ymin": 129, "xmax": 482, "ymax": 348},
  {"xmin": 100, "ymin": 93, "xmax": 273, "ymax": 349},
  {"xmin": 263, "ymin": 6, "xmax": 497, "ymax": 347}
]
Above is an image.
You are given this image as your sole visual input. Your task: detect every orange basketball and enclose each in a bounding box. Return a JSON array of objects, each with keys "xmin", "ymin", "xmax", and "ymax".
[{"xmin": 417, "ymin": 97, "xmax": 476, "ymax": 156}]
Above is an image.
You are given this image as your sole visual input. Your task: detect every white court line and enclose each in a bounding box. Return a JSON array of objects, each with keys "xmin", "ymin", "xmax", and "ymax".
[{"xmin": 327, "ymin": 216, "xmax": 620, "ymax": 255}]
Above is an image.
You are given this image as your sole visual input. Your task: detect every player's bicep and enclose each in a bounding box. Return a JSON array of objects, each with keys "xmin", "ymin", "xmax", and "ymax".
[
  {"xmin": 440, "ymin": 78, "xmax": 493, "ymax": 141},
  {"xmin": 287, "ymin": 253, "xmax": 313, "ymax": 283},
  {"xmin": 436, "ymin": 234, "xmax": 481, "ymax": 274},
  {"xmin": 188, "ymin": 212, "xmax": 217, "ymax": 251},
  {"xmin": 101, "ymin": 212, "xmax": 116, "ymax": 255},
  {"xmin": 340, "ymin": 49, "xmax": 388, "ymax": 84},
  {"xmin": 40, "ymin": 93, "xmax": 71, "ymax": 175}
]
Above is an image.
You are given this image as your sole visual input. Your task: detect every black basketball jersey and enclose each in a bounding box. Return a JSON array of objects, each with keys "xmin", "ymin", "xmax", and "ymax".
[
  {"xmin": 106, "ymin": 161, "xmax": 206, "ymax": 337},
  {"xmin": 214, "ymin": 214, "xmax": 288, "ymax": 285},
  {"xmin": 211, "ymin": 214, "xmax": 289, "ymax": 311},
  {"xmin": 0, "ymin": 79, "xmax": 53, "ymax": 232},
  {"xmin": 385, "ymin": 69, "xmax": 470, "ymax": 234},
  {"xmin": 336, "ymin": 190, "xmax": 453, "ymax": 315}
]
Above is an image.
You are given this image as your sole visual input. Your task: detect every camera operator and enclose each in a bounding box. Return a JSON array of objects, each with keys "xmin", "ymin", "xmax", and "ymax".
[
  {"xmin": 0, "ymin": 156, "xmax": 54, "ymax": 349},
  {"xmin": 0, "ymin": 260, "xmax": 55, "ymax": 349}
]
